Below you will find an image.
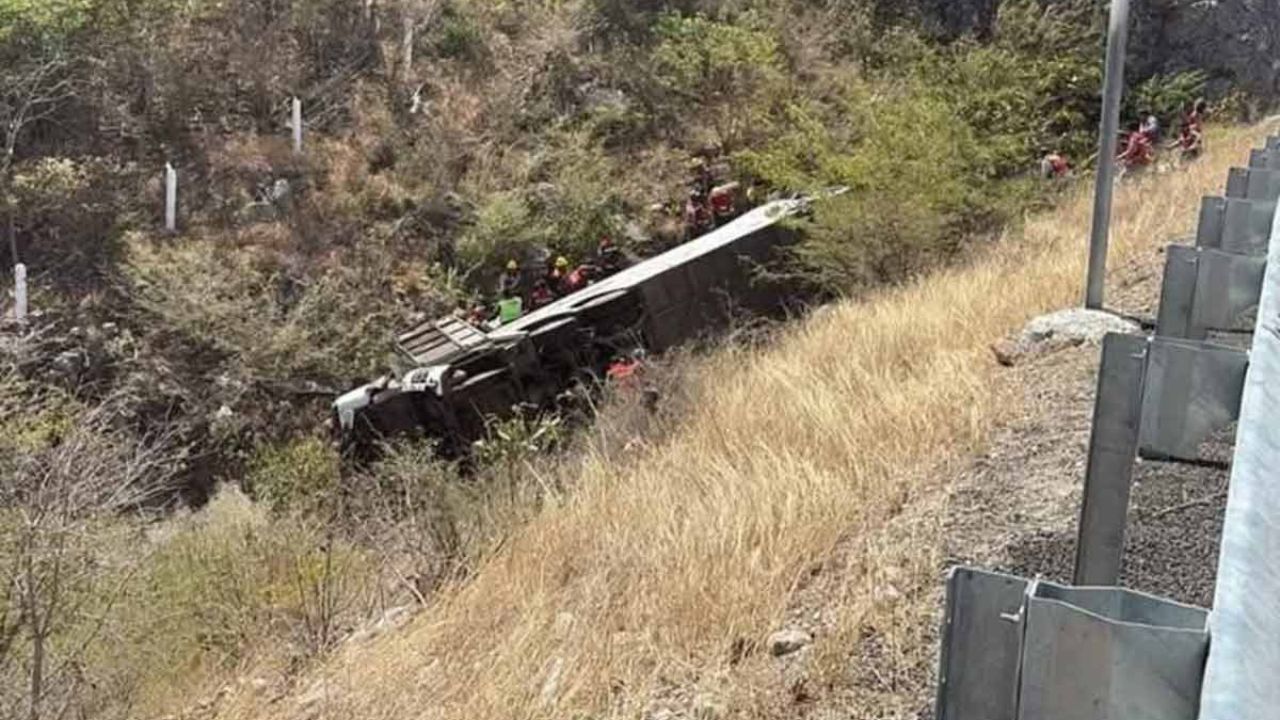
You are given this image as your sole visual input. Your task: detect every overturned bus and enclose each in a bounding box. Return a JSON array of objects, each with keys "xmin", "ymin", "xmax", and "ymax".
[{"xmin": 333, "ymin": 194, "xmax": 829, "ymax": 456}]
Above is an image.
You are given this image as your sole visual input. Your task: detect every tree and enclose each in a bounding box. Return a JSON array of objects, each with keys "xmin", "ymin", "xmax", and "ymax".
[{"xmin": 0, "ymin": 389, "xmax": 177, "ymax": 720}]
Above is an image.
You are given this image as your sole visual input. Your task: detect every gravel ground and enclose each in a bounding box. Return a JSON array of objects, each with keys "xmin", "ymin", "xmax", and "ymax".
[{"xmin": 946, "ymin": 243, "xmax": 1234, "ymax": 609}]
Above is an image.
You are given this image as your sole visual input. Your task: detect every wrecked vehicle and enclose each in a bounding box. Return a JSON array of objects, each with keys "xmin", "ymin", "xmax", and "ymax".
[{"xmin": 333, "ymin": 193, "xmax": 834, "ymax": 457}]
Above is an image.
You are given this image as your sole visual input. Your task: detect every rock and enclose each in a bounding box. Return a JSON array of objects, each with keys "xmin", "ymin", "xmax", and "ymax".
[
  {"xmin": 768, "ymin": 628, "xmax": 813, "ymax": 657},
  {"xmin": 993, "ymin": 308, "xmax": 1140, "ymax": 366},
  {"xmin": 215, "ymin": 404, "xmax": 234, "ymax": 420},
  {"xmin": 1021, "ymin": 308, "xmax": 1139, "ymax": 346},
  {"xmin": 991, "ymin": 338, "xmax": 1021, "ymax": 367}
]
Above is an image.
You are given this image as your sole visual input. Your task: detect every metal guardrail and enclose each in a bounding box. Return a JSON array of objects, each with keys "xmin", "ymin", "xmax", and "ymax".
[
  {"xmin": 935, "ymin": 136, "xmax": 1280, "ymax": 719},
  {"xmin": 1197, "ymin": 162, "xmax": 1280, "ymax": 720}
]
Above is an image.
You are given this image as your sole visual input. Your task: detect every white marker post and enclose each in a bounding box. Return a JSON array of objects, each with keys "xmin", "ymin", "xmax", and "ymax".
[
  {"xmin": 164, "ymin": 163, "xmax": 178, "ymax": 233},
  {"xmin": 292, "ymin": 97, "xmax": 303, "ymax": 154},
  {"xmin": 13, "ymin": 263, "xmax": 27, "ymax": 323}
]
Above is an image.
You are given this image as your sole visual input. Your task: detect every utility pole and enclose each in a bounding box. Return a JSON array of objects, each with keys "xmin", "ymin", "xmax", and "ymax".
[{"xmin": 1085, "ymin": 0, "xmax": 1132, "ymax": 310}]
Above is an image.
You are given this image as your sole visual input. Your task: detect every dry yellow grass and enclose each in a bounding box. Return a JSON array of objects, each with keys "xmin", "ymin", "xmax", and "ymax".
[{"xmin": 214, "ymin": 123, "xmax": 1274, "ymax": 720}]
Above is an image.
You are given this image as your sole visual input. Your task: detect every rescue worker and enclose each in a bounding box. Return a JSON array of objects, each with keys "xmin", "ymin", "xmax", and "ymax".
[
  {"xmin": 529, "ymin": 278, "xmax": 555, "ymax": 309},
  {"xmin": 708, "ymin": 182, "xmax": 738, "ymax": 221},
  {"xmin": 562, "ymin": 262, "xmax": 593, "ymax": 295},
  {"xmin": 684, "ymin": 188, "xmax": 714, "ymax": 236},
  {"xmin": 1117, "ymin": 120, "xmax": 1156, "ymax": 172},
  {"xmin": 1172, "ymin": 119, "xmax": 1204, "ymax": 163},
  {"xmin": 465, "ymin": 302, "xmax": 489, "ymax": 328},
  {"xmin": 597, "ymin": 236, "xmax": 628, "ymax": 276},
  {"xmin": 1140, "ymin": 114, "xmax": 1161, "ymax": 144},
  {"xmin": 498, "ymin": 259, "xmax": 523, "ymax": 299},
  {"xmin": 495, "ymin": 288, "xmax": 523, "ymax": 326},
  {"xmin": 549, "ymin": 255, "xmax": 572, "ymax": 295},
  {"xmin": 1040, "ymin": 151, "xmax": 1071, "ymax": 180},
  {"xmin": 691, "ymin": 157, "xmax": 715, "ymax": 198},
  {"xmin": 1186, "ymin": 98, "xmax": 1208, "ymax": 135},
  {"xmin": 1173, "ymin": 98, "xmax": 1208, "ymax": 162},
  {"xmin": 606, "ymin": 348, "xmax": 660, "ymax": 412},
  {"xmin": 606, "ymin": 353, "xmax": 642, "ymax": 386}
]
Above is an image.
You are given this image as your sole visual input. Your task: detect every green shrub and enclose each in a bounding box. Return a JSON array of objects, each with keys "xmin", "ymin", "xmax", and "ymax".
[
  {"xmin": 90, "ymin": 489, "xmax": 375, "ymax": 714},
  {"xmin": 1131, "ymin": 70, "xmax": 1210, "ymax": 128},
  {"xmin": 248, "ymin": 437, "xmax": 342, "ymax": 511}
]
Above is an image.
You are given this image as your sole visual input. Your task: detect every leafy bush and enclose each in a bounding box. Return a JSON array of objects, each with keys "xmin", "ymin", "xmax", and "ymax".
[
  {"xmin": 651, "ymin": 12, "xmax": 786, "ymax": 149},
  {"xmin": 125, "ymin": 235, "xmax": 412, "ymax": 382},
  {"xmin": 4, "ymin": 157, "xmax": 140, "ymax": 288},
  {"xmin": 1131, "ymin": 70, "xmax": 1210, "ymax": 128},
  {"xmin": 93, "ymin": 489, "xmax": 375, "ymax": 715},
  {"xmin": 248, "ymin": 436, "xmax": 342, "ymax": 511}
]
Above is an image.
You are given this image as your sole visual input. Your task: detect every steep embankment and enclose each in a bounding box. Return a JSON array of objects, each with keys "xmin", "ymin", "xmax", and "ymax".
[{"xmin": 209, "ymin": 124, "xmax": 1272, "ymax": 720}]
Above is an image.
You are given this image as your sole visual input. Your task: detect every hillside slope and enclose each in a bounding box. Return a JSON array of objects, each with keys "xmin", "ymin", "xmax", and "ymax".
[{"xmin": 202, "ymin": 125, "xmax": 1276, "ymax": 720}]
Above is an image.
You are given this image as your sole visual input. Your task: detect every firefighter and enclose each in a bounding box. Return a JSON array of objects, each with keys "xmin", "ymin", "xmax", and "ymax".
[
  {"xmin": 497, "ymin": 259, "xmax": 523, "ymax": 299},
  {"xmin": 547, "ymin": 255, "xmax": 570, "ymax": 293}
]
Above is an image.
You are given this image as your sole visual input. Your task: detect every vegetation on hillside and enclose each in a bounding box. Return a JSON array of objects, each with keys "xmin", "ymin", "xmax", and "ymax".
[{"xmin": 0, "ymin": 0, "xmax": 1249, "ymax": 717}]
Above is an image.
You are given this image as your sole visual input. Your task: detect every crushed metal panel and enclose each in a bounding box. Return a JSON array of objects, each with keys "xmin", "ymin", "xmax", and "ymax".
[
  {"xmin": 1155, "ymin": 245, "xmax": 1200, "ymax": 338},
  {"xmin": 1074, "ymin": 333, "xmax": 1148, "ymax": 587},
  {"xmin": 1137, "ymin": 337, "xmax": 1247, "ymax": 461},
  {"xmin": 1189, "ymin": 248, "xmax": 1266, "ymax": 336},
  {"xmin": 1018, "ymin": 584, "xmax": 1209, "ymax": 720},
  {"xmin": 397, "ymin": 317, "xmax": 493, "ymax": 367},
  {"xmin": 935, "ymin": 568, "xmax": 1029, "ymax": 720}
]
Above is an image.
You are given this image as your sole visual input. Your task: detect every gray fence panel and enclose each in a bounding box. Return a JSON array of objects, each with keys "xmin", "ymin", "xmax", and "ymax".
[{"xmin": 1198, "ymin": 186, "xmax": 1280, "ymax": 720}]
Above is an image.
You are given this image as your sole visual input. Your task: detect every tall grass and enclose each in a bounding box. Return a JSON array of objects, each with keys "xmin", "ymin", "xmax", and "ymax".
[{"xmin": 212, "ymin": 124, "xmax": 1271, "ymax": 720}]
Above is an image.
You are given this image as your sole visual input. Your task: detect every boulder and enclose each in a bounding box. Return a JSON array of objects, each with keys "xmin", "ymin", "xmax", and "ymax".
[{"xmin": 993, "ymin": 308, "xmax": 1141, "ymax": 366}]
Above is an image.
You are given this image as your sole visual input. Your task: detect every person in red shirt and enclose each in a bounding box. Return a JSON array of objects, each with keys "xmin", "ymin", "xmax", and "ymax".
[
  {"xmin": 1173, "ymin": 99, "xmax": 1208, "ymax": 163},
  {"xmin": 529, "ymin": 279, "xmax": 555, "ymax": 309},
  {"xmin": 1040, "ymin": 152, "xmax": 1071, "ymax": 179},
  {"xmin": 708, "ymin": 183, "xmax": 737, "ymax": 220},
  {"xmin": 1186, "ymin": 98, "xmax": 1207, "ymax": 135},
  {"xmin": 606, "ymin": 355, "xmax": 642, "ymax": 386},
  {"xmin": 1117, "ymin": 121, "xmax": 1155, "ymax": 171},
  {"xmin": 684, "ymin": 189, "xmax": 714, "ymax": 236}
]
